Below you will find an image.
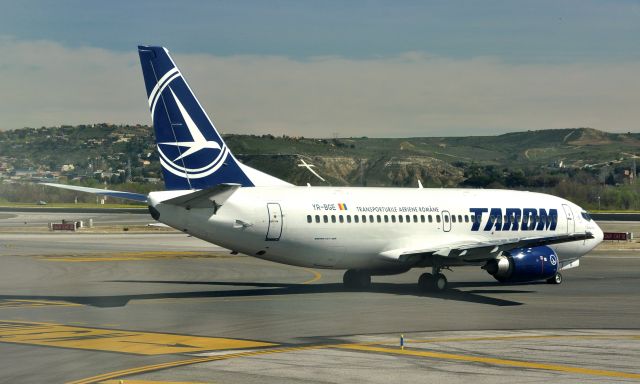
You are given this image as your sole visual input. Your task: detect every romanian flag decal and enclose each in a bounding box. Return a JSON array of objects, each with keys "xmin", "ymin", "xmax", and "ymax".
[{"xmin": 338, "ymin": 203, "xmax": 348, "ymax": 210}]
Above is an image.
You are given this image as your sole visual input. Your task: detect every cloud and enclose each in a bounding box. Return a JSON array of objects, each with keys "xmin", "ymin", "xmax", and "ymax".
[{"xmin": 0, "ymin": 37, "xmax": 638, "ymax": 136}]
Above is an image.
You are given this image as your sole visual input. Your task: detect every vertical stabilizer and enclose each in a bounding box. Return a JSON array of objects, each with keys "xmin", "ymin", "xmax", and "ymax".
[{"xmin": 138, "ymin": 46, "xmax": 289, "ymax": 189}]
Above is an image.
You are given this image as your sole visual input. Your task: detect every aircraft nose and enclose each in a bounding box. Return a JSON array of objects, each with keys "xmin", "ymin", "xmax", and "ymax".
[{"xmin": 593, "ymin": 222, "xmax": 604, "ymax": 244}]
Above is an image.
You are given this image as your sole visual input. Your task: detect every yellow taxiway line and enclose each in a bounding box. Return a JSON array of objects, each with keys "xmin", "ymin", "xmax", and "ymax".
[
  {"xmin": 36, "ymin": 252, "xmax": 323, "ymax": 285},
  {"xmin": 338, "ymin": 344, "xmax": 640, "ymax": 380},
  {"xmin": 0, "ymin": 299, "xmax": 80, "ymax": 309},
  {"xmin": 300, "ymin": 268, "xmax": 322, "ymax": 284},
  {"xmin": 361, "ymin": 333, "xmax": 640, "ymax": 347},
  {"xmin": 38, "ymin": 251, "xmax": 236, "ymax": 262},
  {"xmin": 63, "ymin": 331, "xmax": 640, "ymax": 383},
  {"xmin": 100, "ymin": 381, "xmax": 210, "ymax": 384},
  {"xmin": 0, "ymin": 320, "xmax": 274, "ymax": 355},
  {"xmin": 67, "ymin": 345, "xmax": 326, "ymax": 384}
]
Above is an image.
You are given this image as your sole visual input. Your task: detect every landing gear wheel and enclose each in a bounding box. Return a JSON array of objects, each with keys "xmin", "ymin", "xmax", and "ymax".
[
  {"xmin": 434, "ymin": 273, "xmax": 448, "ymax": 291},
  {"xmin": 546, "ymin": 272, "xmax": 563, "ymax": 285},
  {"xmin": 418, "ymin": 273, "xmax": 433, "ymax": 291},
  {"xmin": 418, "ymin": 273, "xmax": 448, "ymax": 292},
  {"xmin": 343, "ymin": 269, "xmax": 371, "ymax": 290}
]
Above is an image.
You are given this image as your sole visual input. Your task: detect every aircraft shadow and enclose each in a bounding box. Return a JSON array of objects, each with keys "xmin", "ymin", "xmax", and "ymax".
[{"xmin": 0, "ymin": 280, "xmax": 529, "ymax": 308}]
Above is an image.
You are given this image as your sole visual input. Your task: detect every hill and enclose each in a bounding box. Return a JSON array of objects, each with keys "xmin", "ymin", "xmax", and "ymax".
[{"xmin": 1, "ymin": 125, "xmax": 640, "ymax": 209}]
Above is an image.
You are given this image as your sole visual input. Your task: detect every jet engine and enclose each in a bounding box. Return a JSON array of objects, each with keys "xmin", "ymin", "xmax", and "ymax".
[{"xmin": 483, "ymin": 246, "xmax": 559, "ymax": 283}]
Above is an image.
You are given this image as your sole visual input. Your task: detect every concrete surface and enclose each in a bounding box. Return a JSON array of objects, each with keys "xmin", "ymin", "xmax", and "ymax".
[{"xmin": 0, "ymin": 213, "xmax": 638, "ymax": 383}]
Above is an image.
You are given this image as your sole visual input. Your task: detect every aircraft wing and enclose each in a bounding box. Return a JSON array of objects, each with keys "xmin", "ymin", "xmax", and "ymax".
[
  {"xmin": 41, "ymin": 183, "xmax": 148, "ymax": 202},
  {"xmin": 381, "ymin": 232, "xmax": 595, "ymax": 262},
  {"xmin": 160, "ymin": 183, "xmax": 240, "ymax": 212}
]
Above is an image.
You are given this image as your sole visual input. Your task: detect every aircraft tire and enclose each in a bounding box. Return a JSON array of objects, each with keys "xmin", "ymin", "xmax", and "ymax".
[
  {"xmin": 434, "ymin": 273, "xmax": 448, "ymax": 291},
  {"xmin": 343, "ymin": 269, "xmax": 371, "ymax": 290},
  {"xmin": 418, "ymin": 273, "xmax": 448, "ymax": 292},
  {"xmin": 418, "ymin": 273, "xmax": 433, "ymax": 292},
  {"xmin": 546, "ymin": 272, "xmax": 563, "ymax": 285}
]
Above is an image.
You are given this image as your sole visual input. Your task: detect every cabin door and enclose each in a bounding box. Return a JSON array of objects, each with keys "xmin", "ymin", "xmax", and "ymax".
[
  {"xmin": 266, "ymin": 203, "xmax": 283, "ymax": 241},
  {"xmin": 562, "ymin": 204, "xmax": 575, "ymax": 234}
]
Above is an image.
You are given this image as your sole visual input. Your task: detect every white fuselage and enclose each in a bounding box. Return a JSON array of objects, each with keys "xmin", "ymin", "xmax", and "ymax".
[{"xmin": 148, "ymin": 187, "xmax": 603, "ymax": 271}]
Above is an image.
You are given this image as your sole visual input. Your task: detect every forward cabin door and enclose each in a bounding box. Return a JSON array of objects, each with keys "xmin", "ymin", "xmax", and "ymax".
[
  {"xmin": 562, "ymin": 204, "xmax": 575, "ymax": 234},
  {"xmin": 266, "ymin": 203, "xmax": 283, "ymax": 241}
]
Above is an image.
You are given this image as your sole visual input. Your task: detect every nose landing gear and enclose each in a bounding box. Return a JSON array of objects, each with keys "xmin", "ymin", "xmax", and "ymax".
[{"xmin": 546, "ymin": 272, "xmax": 563, "ymax": 284}]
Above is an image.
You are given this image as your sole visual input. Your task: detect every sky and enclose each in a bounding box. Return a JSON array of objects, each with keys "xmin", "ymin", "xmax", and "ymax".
[{"xmin": 0, "ymin": 0, "xmax": 639, "ymax": 137}]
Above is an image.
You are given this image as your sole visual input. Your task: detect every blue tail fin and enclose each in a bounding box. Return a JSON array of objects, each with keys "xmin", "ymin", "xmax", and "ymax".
[{"xmin": 138, "ymin": 46, "xmax": 255, "ymax": 190}]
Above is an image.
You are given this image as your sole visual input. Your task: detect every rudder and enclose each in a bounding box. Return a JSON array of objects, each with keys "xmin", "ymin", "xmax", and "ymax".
[{"xmin": 138, "ymin": 46, "xmax": 254, "ymax": 190}]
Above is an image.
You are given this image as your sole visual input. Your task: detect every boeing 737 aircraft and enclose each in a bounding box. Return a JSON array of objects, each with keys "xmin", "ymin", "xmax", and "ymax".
[{"xmin": 44, "ymin": 46, "xmax": 604, "ymax": 291}]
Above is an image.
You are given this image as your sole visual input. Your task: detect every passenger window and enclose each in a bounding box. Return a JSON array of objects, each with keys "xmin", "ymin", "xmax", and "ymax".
[
  {"xmin": 436, "ymin": 215, "xmax": 441, "ymax": 223},
  {"xmin": 405, "ymin": 215, "xmax": 410, "ymax": 223},
  {"xmin": 369, "ymin": 215, "xmax": 374, "ymax": 223},
  {"xmin": 458, "ymin": 215, "xmax": 462, "ymax": 222},
  {"xmin": 420, "ymin": 215, "xmax": 425, "ymax": 223},
  {"xmin": 452, "ymin": 215, "xmax": 456, "ymax": 223},
  {"xmin": 470, "ymin": 215, "xmax": 475, "ymax": 223},
  {"xmin": 307, "ymin": 215, "xmax": 312, "ymax": 223},
  {"xmin": 377, "ymin": 215, "xmax": 382, "ymax": 223},
  {"xmin": 399, "ymin": 215, "xmax": 404, "ymax": 223},
  {"xmin": 347, "ymin": 215, "xmax": 352, "ymax": 223},
  {"xmin": 391, "ymin": 215, "xmax": 396, "ymax": 223},
  {"xmin": 413, "ymin": 214, "xmax": 418, "ymax": 223},
  {"xmin": 444, "ymin": 215, "xmax": 449, "ymax": 223},
  {"xmin": 384, "ymin": 215, "xmax": 389, "ymax": 223},
  {"xmin": 323, "ymin": 215, "xmax": 328, "ymax": 223},
  {"xmin": 464, "ymin": 215, "xmax": 469, "ymax": 223},
  {"xmin": 362, "ymin": 215, "xmax": 367, "ymax": 223},
  {"xmin": 331, "ymin": 215, "xmax": 336, "ymax": 223},
  {"xmin": 315, "ymin": 215, "xmax": 320, "ymax": 223},
  {"xmin": 354, "ymin": 215, "xmax": 359, "ymax": 223},
  {"xmin": 339, "ymin": 215, "xmax": 344, "ymax": 223},
  {"xmin": 428, "ymin": 215, "xmax": 433, "ymax": 223}
]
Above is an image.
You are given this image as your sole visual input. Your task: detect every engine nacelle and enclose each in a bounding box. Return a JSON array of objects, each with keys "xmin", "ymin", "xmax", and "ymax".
[{"xmin": 484, "ymin": 246, "xmax": 559, "ymax": 283}]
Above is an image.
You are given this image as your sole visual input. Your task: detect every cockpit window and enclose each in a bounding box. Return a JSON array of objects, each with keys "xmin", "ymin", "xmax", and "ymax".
[{"xmin": 581, "ymin": 211, "xmax": 592, "ymax": 221}]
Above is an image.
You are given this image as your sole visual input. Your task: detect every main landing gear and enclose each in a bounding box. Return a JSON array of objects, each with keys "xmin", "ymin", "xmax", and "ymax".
[
  {"xmin": 342, "ymin": 266, "xmax": 450, "ymax": 292},
  {"xmin": 418, "ymin": 264, "xmax": 448, "ymax": 292},
  {"xmin": 343, "ymin": 269, "xmax": 371, "ymax": 290}
]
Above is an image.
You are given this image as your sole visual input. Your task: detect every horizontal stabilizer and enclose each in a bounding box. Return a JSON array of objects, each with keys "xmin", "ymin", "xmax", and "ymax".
[
  {"xmin": 161, "ymin": 183, "xmax": 240, "ymax": 212},
  {"xmin": 41, "ymin": 183, "xmax": 147, "ymax": 203}
]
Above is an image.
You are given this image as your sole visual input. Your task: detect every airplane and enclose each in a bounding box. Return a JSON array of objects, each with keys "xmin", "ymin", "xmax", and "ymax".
[{"xmin": 43, "ymin": 45, "xmax": 604, "ymax": 292}]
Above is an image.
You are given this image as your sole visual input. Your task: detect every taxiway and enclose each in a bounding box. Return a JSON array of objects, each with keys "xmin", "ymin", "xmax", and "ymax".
[{"xmin": 0, "ymin": 215, "xmax": 638, "ymax": 383}]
